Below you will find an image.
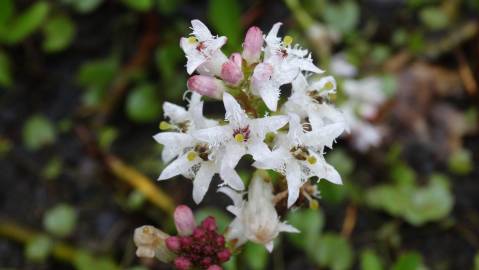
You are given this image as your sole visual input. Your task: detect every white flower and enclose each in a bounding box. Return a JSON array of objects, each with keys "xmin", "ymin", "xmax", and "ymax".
[
  {"xmin": 180, "ymin": 20, "xmax": 228, "ymax": 76},
  {"xmin": 193, "ymin": 93, "xmax": 288, "ymax": 191},
  {"xmin": 253, "ymin": 114, "xmax": 343, "ymax": 207},
  {"xmin": 155, "ymin": 93, "xmax": 217, "ymax": 163},
  {"xmin": 251, "ymin": 23, "xmax": 323, "ymax": 112},
  {"xmin": 222, "ymin": 171, "xmax": 299, "ymax": 252},
  {"xmin": 330, "ymin": 53, "xmax": 357, "ymax": 78}
]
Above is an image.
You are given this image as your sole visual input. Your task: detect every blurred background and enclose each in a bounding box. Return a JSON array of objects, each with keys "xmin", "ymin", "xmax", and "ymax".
[{"xmin": 0, "ymin": 0, "xmax": 478, "ymax": 269}]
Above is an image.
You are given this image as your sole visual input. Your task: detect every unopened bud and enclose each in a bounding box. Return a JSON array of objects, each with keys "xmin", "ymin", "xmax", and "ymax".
[
  {"xmin": 208, "ymin": 265, "xmax": 223, "ymax": 270},
  {"xmin": 133, "ymin": 225, "xmax": 174, "ymax": 262},
  {"xmin": 165, "ymin": 236, "xmax": 181, "ymax": 252},
  {"xmin": 175, "ymin": 256, "xmax": 192, "ymax": 270},
  {"xmin": 221, "ymin": 56, "xmax": 244, "ymax": 86},
  {"xmin": 242, "ymin": 26, "xmax": 263, "ymax": 64},
  {"xmin": 174, "ymin": 205, "xmax": 196, "ymax": 236},
  {"xmin": 187, "ymin": 75, "xmax": 225, "ymax": 99}
]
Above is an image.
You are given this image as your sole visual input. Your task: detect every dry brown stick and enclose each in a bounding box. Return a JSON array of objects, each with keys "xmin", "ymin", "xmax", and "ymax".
[
  {"xmin": 341, "ymin": 204, "xmax": 357, "ymax": 238},
  {"xmin": 455, "ymin": 49, "xmax": 477, "ymax": 95}
]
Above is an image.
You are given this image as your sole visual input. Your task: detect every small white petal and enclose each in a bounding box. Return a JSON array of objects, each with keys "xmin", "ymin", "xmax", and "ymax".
[
  {"xmin": 265, "ymin": 241, "xmax": 274, "ymax": 253},
  {"xmin": 163, "ymin": 102, "xmax": 188, "ymax": 122},
  {"xmin": 223, "ymin": 92, "xmax": 248, "ymax": 125},
  {"xmin": 193, "ymin": 126, "xmax": 230, "ymax": 145},
  {"xmin": 220, "ymin": 166, "xmax": 245, "ymax": 190},
  {"xmin": 278, "ymin": 223, "xmax": 300, "ymax": 233},
  {"xmin": 158, "ymin": 155, "xmax": 193, "ymax": 180},
  {"xmin": 192, "ymin": 163, "xmax": 216, "ymax": 204},
  {"xmin": 258, "ymin": 84, "xmax": 280, "ymax": 111},
  {"xmin": 191, "ymin": 19, "xmax": 213, "ymax": 41},
  {"xmin": 286, "ymin": 161, "xmax": 302, "ymax": 208}
]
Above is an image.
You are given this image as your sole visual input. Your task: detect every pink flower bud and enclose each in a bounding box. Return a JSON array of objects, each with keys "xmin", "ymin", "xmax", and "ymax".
[
  {"xmin": 217, "ymin": 249, "xmax": 231, "ymax": 262},
  {"xmin": 242, "ymin": 26, "xmax": 263, "ymax": 64},
  {"xmin": 220, "ymin": 56, "xmax": 244, "ymax": 86},
  {"xmin": 175, "ymin": 256, "xmax": 192, "ymax": 270},
  {"xmin": 230, "ymin": 52, "xmax": 242, "ymax": 68},
  {"xmin": 187, "ymin": 75, "xmax": 225, "ymax": 99},
  {"xmin": 252, "ymin": 62, "xmax": 273, "ymax": 90},
  {"xmin": 208, "ymin": 265, "xmax": 223, "ymax": 270},
  {"xmin": 201, "ymin": 216, "xmax": 217, "ymax": 231},
  {"xmin": 174, "ymin": 205, "xmax": 196, "ymax": 236},
  {"xmin": 165, "ymin": 236, "xmax": 181, "ymax": 252}
]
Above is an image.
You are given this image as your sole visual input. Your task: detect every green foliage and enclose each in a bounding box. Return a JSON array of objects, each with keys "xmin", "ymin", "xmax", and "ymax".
[
  {"xmin": 77, "ymin": 57, "xmax": 119, "ymax": 107},
  {"xmin": 243, "ymin": 242, "xmax": 268, "ymax": 270},
  {"xmin": 41, "ymin": 157, "xmax": 63, "ymax": 180},
  {"xmin": 322, "ymin": 1, "xmax": 359, "ymax": 34},
  {"xmin": 195, "ymin": 207, "xmax": 231, "ymax": 233},
  {"xmin": 0, "ymin": 2, "xmax": 50, "ymax": 44},
  {"xmin": 62, "ymin": 0, "xmax": 104, "ymax": 13},
  {"xmin": 74, "ymin": 251, "xmax": 119, "ymax": 270},
  {"xmin": 126, "ymin": 190, "xmax": 146, "ymax": 210},
  {"xmin": 98, "ymin": 126, "xmax": 118, "ymax": 151},
  {"xmin": 0, "ymin": 0, "xmax": 14, "ymax": 25},
  {"xmin": 43, "ymin": 204, "xmax": 78, "ymax": 237},
  {"xmin": 367, "ymin": 174, "xmax": 453, "ymax": 226},
  {"xmin": 419, "ymin": 7, "xmax": 449, "ymax": 30},
  {"xmin": 22, "ymin": 115, "xmax": 56, "ymax": 151},
  {"xmin": 392, "ymin": 252, "xmax": 424, "ymax": 270},
  {"xmin": 0, "ymin": 50, "xmax": 12, "ymax": 87},
  {"xmin": 448, "ymin": 148, "xmax": 473, "ymax": 175},
  {"xmin": 125, "ymin": 84, "xmax": 162, "ymax": 123},
  {"xmin": 287, "ymin": 209, "xmax": 324, "ymax": 251},
  {"xmin": 156, "ymin": 0, "xmax": 181, "ymax": 15},
  {"xmin": 312, "ymin": 233, "xmax": 354, "ymax": 270},
  {"xmin": 475, "ymin": 252, "xmax": 479, "ymax": 270},
  {"xmin": 360, "ymin": 249, "xmax": 383, "ymax": 270},
  {"xmin": 42, "ymin": 15, "xmax": 76, "ymax": 52},
  {"xmin": 208, "ymin": 0, "xmax": 242, "ymax": 52},
  {"xmin": 25, "ymin": 235, "xmax": 53, "ymax": 262},
  {"xmin": 121, "ymin": 0, "xmax": 153, "ymax": 11}
]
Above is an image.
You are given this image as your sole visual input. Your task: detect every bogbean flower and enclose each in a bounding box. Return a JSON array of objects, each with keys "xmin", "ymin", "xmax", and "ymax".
[
  {"xmin": 222, "ymin": 171, "xmax": 299, "ymax": 252},
  {"xmin": 180, "ymin": 20, "xmax": 228, "ymax": 76},
  {"xmin": 253, "ymin": 114, "xmax": 342, "ymax": 207},
  {"xmin": 193, "ymin": 93, "xmax": 288, "ymax": 190}
]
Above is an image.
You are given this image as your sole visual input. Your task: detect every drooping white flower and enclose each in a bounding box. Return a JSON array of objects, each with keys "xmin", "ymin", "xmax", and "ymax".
[
  {"xmin": 193, "ymin": 93, "xmax": 288, "ymax": 191},
  {"xmin": 253, "ymin": 114, "xmax": 343, "ymax": 207},
  {"xmin": 222, "ymin": 171, "xmax": 299, "ymax": 252},
  {"xmin": 180, "ymin": 20, "xmax": 228, "ymax": 76},
  {"xmin": 251, "ymin": 23, "xmax": 323, "ymax": 112}
]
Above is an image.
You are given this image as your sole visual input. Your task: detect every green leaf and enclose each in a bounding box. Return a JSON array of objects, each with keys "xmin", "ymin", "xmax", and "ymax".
[
  {"xmin": 392, "ymin": 252, "xmax": 423, "ymax": 270},
  {"xmin": 475, "ymin": 252, "xmax": 479, "ymax": 270},
  {"xmin": 121, "ymin": 0, "xmax": 153, "ymax": 11},
  {"xmin": 313, "ymin": 233, "xmax": 354, "ymax": 270},
  {"xmin": 208, "ymin": 0, "xmax": 242, "ymax": 52},
  {"xmin": 42, "ymin": 15, "xmax": 75, "ymax": 52},
  {"xmin": 22, "ymin": 115, "xmax": 56, "ymax": 151},
  {"xmin": 77, "ymin": 57, "xmax": 118, "ymax": 89},
  {"xmin": 0, "ymin": 50, "xmax": 12, "ymax": 87},
  {"xmin": 127, "ymin": 190, "xmax": 146, "ymax": 210},
  {"xmin": 61, "ymin": 0, "xmax": 104, "ymax": 13},
  {"xmin": 420, "ymin": 7, "xmax": 449, "ymax": 30},
  {"xmin": 322, "ymin": 1, "xmax": 359, "ymax": 34},
  {"xmin": 195, "ymin": 207, "xmax": 231, "ymax": 233},
  {"xmin": 42, "ymin": 157, "xmax": 63, "ymax": 180},
  {"xmin": 287, "ymin": 209, "xmax": 324, "ymax": 251},
  {"xmin": 25, "ymin": 235, "xmax": 53, "ymax": 262},
  {"xmin": 73, "ymin": 251, "xmax": 119, "ymax": 270},
  {"xmin": 43, "ymin": 204, "xmax": 77, "ymax": 237},
  {"xmin": 243, "ymin": 242, "xmax": 268, "ymax": 270},
  {"xmin": 448, "ymin": 148, "xmax": 473, "ymax": 175},
  {"xmin": 3, "ymin": 2, "xmax": 50, "ymax": 44},
  {"xmin": 98, "ymin": 126, "xmax": 118, "ymax": 151},
  {"xmin": 126, "ymin": 84, "xmax": 162, "ymax": 123},
  {"xmin": 360, "ymin": 249, "xmax": 383, "ymax": 270},
  {"xmin": 0, "ymin": 0, "xmax": 14, "ymax": 24},
  {"xmin": 156, "ymin": 0, "xmax": 180, "ymax": 15}
]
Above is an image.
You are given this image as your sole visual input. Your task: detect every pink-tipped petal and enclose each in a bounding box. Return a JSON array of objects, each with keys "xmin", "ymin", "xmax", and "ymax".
[
  {"xmin": 242, "ymin": 26, "xmax": 263, "ymax": 64},
  {"xmin": 174, "ymin": 205, "xmax": 196, "ymax": 236},
  {"xmin": 220, "ymin": 59, "xmax": 243, "ymax": 86},
  {"xmin": 187, "ymin": 75, "xmax": 225, "ymax": 99},
  {"xmin": 230, "ymin": 53, "xmax": 242, "ymax": 68}
]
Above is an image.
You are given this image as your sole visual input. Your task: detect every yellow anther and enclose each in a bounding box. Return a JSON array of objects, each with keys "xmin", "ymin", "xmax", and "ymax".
[
  {"xmin": 309, "ymin": 200, "xmax": 319, "ymax": 209},
  {"xmin": 283, "ymin": 35, "xmax": 293, "ymax": 46},
  {"xmin": 307, "ymin": 155, "xmax": 317, "ymax": 165},
  {"xmin": 187, "ymin": 36, "xmax": 197, "ymax": 44},
  {"xmin": 234, "ymin": 133, "xmax": 245, "ymax": 143},
  {"xmin": 329, "ymin": 93, "xmax": 337, "ymax": 102},
  {"xmin": 324, "ymin": 81, "xmax": 334, "ymax": 90},
  {"xmin": 186, "ymin": 151, "xmax": 197, "ymax": 161},
  {"xmin": 159, "ymin": 121, "xmax": 171, "ymax": 130}
]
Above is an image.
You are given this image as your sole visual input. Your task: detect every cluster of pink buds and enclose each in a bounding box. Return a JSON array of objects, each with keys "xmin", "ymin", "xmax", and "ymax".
[{"xmin": 135, "ymin": 205, "xmax": 231, "ymax": 270}]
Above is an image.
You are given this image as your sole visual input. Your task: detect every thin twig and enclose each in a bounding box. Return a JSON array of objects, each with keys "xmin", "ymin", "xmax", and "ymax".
[
  {"xmin": 455, "ymin": 49, "xmax": 477, "ymax": 95},
  {"xmin": 341, "ymin": 204, "xmax": 357, "ymax": 238}
]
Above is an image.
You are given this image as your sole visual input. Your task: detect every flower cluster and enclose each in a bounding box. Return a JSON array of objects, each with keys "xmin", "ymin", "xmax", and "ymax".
[{"xmin": 135, "ymin": 19, "xmax": 347, "ymax": 269}]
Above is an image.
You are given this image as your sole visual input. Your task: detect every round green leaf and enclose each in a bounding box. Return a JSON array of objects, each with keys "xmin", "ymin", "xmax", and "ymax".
[
  {"xmin": 121, "ymin": 0, "xmax": 153, "ymax": 11},
  {"xmin": 43, "ymin": 204, "xmax": 77, "ymax": 237},
  {"xmin": 22, "ymin": 115, "xmax": 56, "ymax": 151},
  {"xmin": 42, "ymin": 15, "xmax": 76, "ymax": 52},
  {"xmin": 5, "ymin": 2, "xmax": 50, "ymax": 44},
  {"xmin": 126, "ymin": 84, "xmax": 162, "ymax": 123},
  {"xmin": 25, "ymin": 235, "xmax": 53, "ymax": 262}
]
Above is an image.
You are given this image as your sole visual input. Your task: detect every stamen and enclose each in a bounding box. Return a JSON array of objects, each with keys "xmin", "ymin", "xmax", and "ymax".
[
  {"xmin": 187, "ymin": 36, "xmax": 197, "ymax": 44},
  {"xmin": 283, "ymin": 35, "xmax": 293, "ymax": 46},
  {"xmin": 159, "ymin": 121, "xmax": 171, "ymax": 130},
  {"xmin": 307, "ymin": 155, "xmax": 317, "ymax": 165},
  {"xmin": 187, "ymin": 151, "xmax": 197, "ymax": 161},
  {"xmin": 324, "ymin": 81, "xmax": 334, "ymax": 90},
  {"xmin": 234, "ymin": 133, "xmax": 245, "ymax": 143}
]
